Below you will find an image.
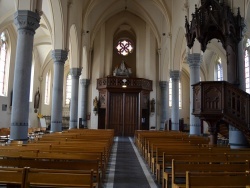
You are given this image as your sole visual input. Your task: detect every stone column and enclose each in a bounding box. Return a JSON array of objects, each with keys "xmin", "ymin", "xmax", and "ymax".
[
  {"xmin": 170, "ymin": 70, "xmax": 181, "ymax": 131},
  {"xmin": 228, "ymin": 39, "xmax": 249, "ymax": 148},
  {"xmin": 159, "ymin": 81, "xmax": 169, "ymax": 130},
  {"xmin": 50, "ymin": 50, "xmax": 68, "ymax": 132},
  {"xmin": 69, "ymin": 68, "xmax": 82, "ymax": 129},
  {"xmin": 80, "ymin": 79, "xmax": 90, "ymax": 128},
  {"xmin": 10, "ymin": 10, "xmax": 40, "ymax": 141},
  {"xmin": 188, "ymin": 53, "xmax": 202, "ymax": 135}
]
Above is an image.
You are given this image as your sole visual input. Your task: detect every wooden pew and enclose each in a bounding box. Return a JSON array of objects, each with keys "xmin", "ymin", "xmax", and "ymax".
[
  {"xmin": 170, "ymin": 159, "xmax": 250, "ymax": 188},
  {"xmin": 152, "ymin": 145, "xmax": 230, "ymax": 177},
  {"xmin": 0, "ymin": 154, "xmax": 101, "ymax": 186},
  {"xmin": 0, "ymin": 167, "xmax": 26, "ymax": 188},
  {"xmin": 158, "ymin": 148, "xmax": 250, "ymax": 182},
  {"xmin": 0, "ymin": 129, "xmax": 114, "ymax": 187},
  {"xmin": 152, "ymin": 145, "xmax": 250, "ymax": 181},
  {"xmin": 160, "ymin": 152, "xmax": 230, "ymax": 187},
  {"xmin": 24, "ymin": 168, "xmax": 96, "ymax": 188},
  {"xmin": 185, "ymin": 171, "xmax": 250, "ymax": 188}
]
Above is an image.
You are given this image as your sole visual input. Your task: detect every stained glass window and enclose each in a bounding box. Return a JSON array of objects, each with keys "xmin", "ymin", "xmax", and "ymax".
[{"xmin": 116, "ymin": 39, "xmax": 133, "ymax": 56}]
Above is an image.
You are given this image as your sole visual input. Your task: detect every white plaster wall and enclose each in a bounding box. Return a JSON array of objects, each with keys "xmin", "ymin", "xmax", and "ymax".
[
  {"xmin": 89, "ymin": 29, "xmax": 102, "ymax": 129},
  {"xmin": 180, "ymin": 70, "xmax": 190, "ymax": 124}
]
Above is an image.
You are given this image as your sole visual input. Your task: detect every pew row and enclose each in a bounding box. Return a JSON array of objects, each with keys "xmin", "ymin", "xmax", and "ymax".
[
  {"xmin": 0, "ymin": 167, "xmax": 96, "ymax": 188},
  {"xmin": 185, "ymin": 171, "xmax": 250, "ymax": 188}
]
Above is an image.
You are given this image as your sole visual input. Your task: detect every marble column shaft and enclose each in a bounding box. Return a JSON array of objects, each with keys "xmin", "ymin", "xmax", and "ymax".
[
  {"xmin": 69, "ymin": 68, "xmax": 82, "ymax": 129},
  {"xmin": 170, "ymin": 70, "xmax": 180, "ymax": 131},
  {"xmin": 80, "ymin": 79, "xmax": 90, "ymax": 128},
  {"xmin": 188, "ymin": 53, "xmax": 202, "ymax": 135},
  {"xmin": 228, "ymin": 40, "xmax": 249, "ymax": 148},
  {"xmin": 50, "ymin": 50, "xmax": 68, "ymax": 132},
  {"xmin": 159, "ymin": 81, "xmax": 169, "ymax": 130},
  {"xmin": 10, "ymin": 10, "xmax": 40, "ymax": 141}
]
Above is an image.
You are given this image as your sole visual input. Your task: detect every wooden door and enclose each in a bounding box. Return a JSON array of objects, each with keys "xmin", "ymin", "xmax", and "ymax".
[
  {"xmin": 109, "ymin": 93, "xmax": 138, "ymax": 136},
  {"xmin": 124, "ymin": 93, "xmax": 138, "ymax": 136},
  {"xmin": 109, "ymin": 93, "xmax": 123, "ymax": 136}
]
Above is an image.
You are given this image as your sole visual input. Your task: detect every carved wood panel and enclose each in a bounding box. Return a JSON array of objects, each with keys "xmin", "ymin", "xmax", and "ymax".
[{"xmin": 99, "ymin": 90, "xmax": 107, "ymax": 108}]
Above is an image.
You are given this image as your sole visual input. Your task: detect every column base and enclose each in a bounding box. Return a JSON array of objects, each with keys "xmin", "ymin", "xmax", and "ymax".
[
  {"xmin": 189, "ymin": 124, "xmax": 201, "ymax": 135},
  {"xmin": 229, "ymin": 127, "xmax": 249, "ymax": 149},
  {"xmin": 51, "ymin": 122, "xmax": 62, "ymax": 132},
  {"xmin": 10, "ymin": 123, "xmax": 29, "ymax": 141},
  {"xmin": 171, "ymin": 123, "xmax": 179, "ymax": 131}
]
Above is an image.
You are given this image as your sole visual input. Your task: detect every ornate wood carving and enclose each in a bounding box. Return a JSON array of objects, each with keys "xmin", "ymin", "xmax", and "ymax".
[
  {"xmin": 97, "ymin": 77, "xmax": 152, "ymax": 91},
  {"xmin": 99, "ymin": 90, "xmax": 107, "ymax": 108},
  {"xmin": 185, "ymin": 0, "xmax": 245, "ymax": 84},
  {"xmin": 204, "ymin": 85, "xmax": 222, "ymax": 111},
  {"xmin": 185, "ymin": 0, "xmax": 245, "ymax": 52},
  {"xmin": 192, "ymin": 81, "xmax": 250, "ymax": 143}
]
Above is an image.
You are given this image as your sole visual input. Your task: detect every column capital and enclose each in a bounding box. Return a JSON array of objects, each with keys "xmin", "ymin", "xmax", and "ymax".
[
  {"xmin": 14, "ymin": 10, "xmax": 40, "ymax": 33},
  {"xmin": 159, "ymin": 81, "xmax": 168, "ymax": 88},
  {"xmin": 188, "ymin": 53, "xmax": 202, "ymax": 67},
  {"xmin": 51, "ymin": 50, "xmax": 68, "ymax": 62},
  {"xmin": 70, "ymin": 68, "xmax": 82, "ymax": 78},
  {"xmin": 170, "ymin": 70, "xmax": 181, "ymax": 81},
  {"xmin": 80, "ymin": 79, "xmax": 90, "ymax": 87}
]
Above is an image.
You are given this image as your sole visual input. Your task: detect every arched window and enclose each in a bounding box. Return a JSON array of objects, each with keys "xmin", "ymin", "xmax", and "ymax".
[
  {"xmin": 65, "ymin": 73, "xmax": 71, "ymax": 105},
  {"xmin": 169, "ymin": 78, "xmax": 182, "ymax": 109},
  {"xmin": 44, "ymin": 71, "xmax": 51, "ymax": 105},
  {"xmin": 0, "ymin": 31, "xmax": 8, "ymax": 96},
  {"xmin": 116, "ymin": 39, "xmax": 133, "ymax": 56},
  {"xmin": 216, "ymin": 57, "xmax": 223, "ymax": 81},
  {"xmin": 245, "ymin": 39, "xmax": 250, "ymax": 94}
]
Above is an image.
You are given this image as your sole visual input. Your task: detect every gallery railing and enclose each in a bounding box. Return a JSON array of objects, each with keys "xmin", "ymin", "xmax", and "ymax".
[{"xmin": 97, "ymin": 77, "xmax": 152, "ymax": 91}]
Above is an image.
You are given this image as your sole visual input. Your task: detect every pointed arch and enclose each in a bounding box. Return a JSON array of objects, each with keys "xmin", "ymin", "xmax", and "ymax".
[
  {"xmin": 173, "ymin": 27, "xmax": 185, "ymax": 70},
  {"xmin": 69, "ymin": 24, "xmax": 79, "ymax": 68},
  {"xmin": 49, "ymin": 0, "xmax": 65, "ymax": 49}
]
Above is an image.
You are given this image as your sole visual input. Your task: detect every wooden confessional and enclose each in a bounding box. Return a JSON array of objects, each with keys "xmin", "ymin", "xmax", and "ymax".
[{"xmin": 96, "ymin": 77, "xmax": 152, "ymax": 136}]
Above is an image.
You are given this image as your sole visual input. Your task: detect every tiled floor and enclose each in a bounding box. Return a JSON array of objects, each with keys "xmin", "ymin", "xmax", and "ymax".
[{"xmin": 104, "ymin": 137, "xmax": 159, "ymax": 188}]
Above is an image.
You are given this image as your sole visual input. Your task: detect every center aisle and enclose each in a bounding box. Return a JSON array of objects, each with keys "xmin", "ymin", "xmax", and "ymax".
[{"xmin": 104, "ymin": 137, "xmax": 158, "ymax": 188}]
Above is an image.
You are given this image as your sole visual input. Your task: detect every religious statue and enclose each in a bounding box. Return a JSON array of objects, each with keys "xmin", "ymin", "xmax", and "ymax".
[
  {"xmin": 93, "ymin": 97, "xmax": 98, "ymax": 115},
  {"xmin": 150, "ymin": 98, "xmax": 155, "ymax": 113},
  {"xmin": 34, "ymin": 88, "xmax": 40, "ymax": 113}
]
